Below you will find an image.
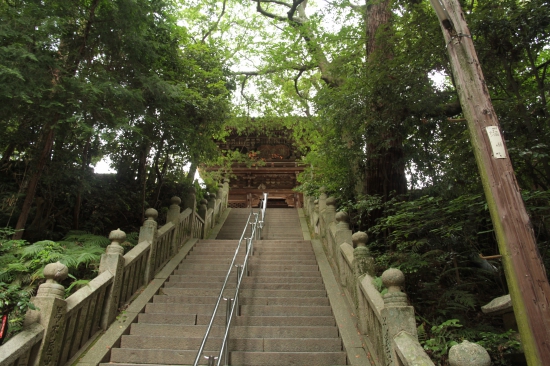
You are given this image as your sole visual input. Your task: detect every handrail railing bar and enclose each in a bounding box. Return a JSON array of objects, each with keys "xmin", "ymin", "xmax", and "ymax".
[
  {"xmin": 216, "ymin": 222, "xmax": 256, "ymax": 366},
  {"xmin": 192, "ymin": 211, "xmax": 254, "ymax": 366},
  {"xmin": 194, "ymin": 193, "xmax": 267, "ymax": 366}
]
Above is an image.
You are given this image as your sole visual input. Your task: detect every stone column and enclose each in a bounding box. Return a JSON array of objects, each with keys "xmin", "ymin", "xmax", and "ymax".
[
  {"xmin": 313, "ymin": 199, "xmax": 320, "ymax": 235},
  {"xmin": 351, "ymin": 231, "xmax": 374, "ymax": 308},
  {"xmin": 352, "ymin": 231, "xmax": 374, "ymax": 277},
  {"xmin": 223, "ymin": 179, "xmax": 230, "ymax": 208},
  {"xmin": 207, "ymin": 193, "xmax": 216, "ymax": 211},
  {"xmin": 380, "ymin": 268, "xmax": 417, "ymax": 366},
  {"xmin": 449, "ymin": 341, "xmax": 491, "ymax": 366},
  {"xmin": 198, "ymin": 199, "xmax": 208, "ymax": 238},
  {"xmin": 318, "ymin": 186, "xmax": 327, "ymax": 213},
  {"xmin": 24, "ymin": 262, "xmax": 69, "ymax": 366},
  {"xmin": 140, "ymin": 208, "xmax": 158, "ymax": 282},
  {"xmin": 324, "ymin": 197, "xmax": 337, "ymax": 226},
  {"xmin": 99, "ymin": 229, "xmax": 126, "ymax": 330},
  {"xmin": 334, "ymin": 211, "xmax": 352, "ymax": 247},
  {"xmin": 166, "ymin": 197, "xmax": 182, "ymax": 253},
  {"xmin": 183, "ymin": 187, "xmax": 196, "ymax": 211},
  {"xmin": 335, "ymin": 212, "xmax": 353, "ymax": 286},
  {"xmin": 216, "ymin": 184, "xmax": 224, "ymax": 220},
  {"xmin": 166, "ymin": 196, "xmax": 181, "ymax": 224}
]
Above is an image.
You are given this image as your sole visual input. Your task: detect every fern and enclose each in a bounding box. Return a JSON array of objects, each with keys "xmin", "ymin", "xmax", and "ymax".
[
  {"xmin": 438, "ymin": 289, "xmax": 477, "ymax": 311},
  {"xmin": 61, "ymin": 231, "xmax": 110, "ymax": 248},
  {"xmin": 65, "ymin": 279, "xmax": 91, "ymax": 296}
]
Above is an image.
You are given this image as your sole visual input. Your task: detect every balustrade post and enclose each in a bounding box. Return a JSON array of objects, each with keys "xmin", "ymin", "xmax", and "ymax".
[
  {"xmin": 318, "ymin": 186, "xmax": 327, "ymax": 213},
  {"xmin": 448, "ymin": 341, "xmax": 491, "ymax": 366},
  {"xmin": 313, "ymin": 199, "xmax": 320, "ymax": 235},
  {"xmin": 324, "ymin": 197, "xmax": 337, "ymax": 225},
  {"xmin": 183, "ymin": 187, "xmax": 197, "ymax": 211},
  {"xmin": 223, "ymin": 179, "xmax": 229, "ymax": 209},
  {"xmin": 24, "ymin": 262, "xmax": 69, "ymax": 366},
  {"xmin": 167, "ymin": 196, "xmax": 182, "ymax": 253},
  {"xmin": 335, "ymin": 212, "xmax": 352, "ymax": 286},
  {"xmin": 99, "ymin": 229, "xmax": 126, "ymax": 330},
  {"xmin": 216, "ymin": 184, "xmax": 224, "ymax": 221},
  {"xmin": 334, "ymin": 211, "xmax": 352, "ymax": 245},
  {"xmin": 352, "ymin": 231, "xmax": 375, "ymax": 277},
  {"xmin": 141, "ymin": 208, "xmax": 159, "ymax": 282},
  {"xmin": 167, "ymin": 196, "xmax": 181, "ymax": 224},
  {"xmin": 380, "ymin": 268, "xmax": 417, "ymax": 366},
  {"xmin": 198, "ymin": 199, "xmax": 208, "ymax": 238},
  {"xmin": 207, "ymin": 193, "xmax": 216, "ymax": 228},
  {"xmin": 207, "ymin": 193, "xmax": 216, "ymax": 211}
]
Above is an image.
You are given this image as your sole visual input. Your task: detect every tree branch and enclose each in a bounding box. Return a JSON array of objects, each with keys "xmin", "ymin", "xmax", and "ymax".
[
  {"xmin": 202, "ymin": 0, "xmax": 228, "ymax": 42},
  {"xmin": 254, "ymin": 1, "xmax": 288, "ymax": 21},
  {"xmin": 256, "ymin": 0, "xmax": 292, "ymax": 8}
]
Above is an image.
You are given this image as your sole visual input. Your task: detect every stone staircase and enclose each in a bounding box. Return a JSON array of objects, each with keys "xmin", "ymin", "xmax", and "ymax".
[{"xmin": 101, "ymin": 208, "xmax": 347, "ymax": 366}]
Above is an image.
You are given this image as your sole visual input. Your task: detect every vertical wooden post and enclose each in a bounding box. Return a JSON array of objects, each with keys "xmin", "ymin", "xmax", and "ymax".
[{"xmin": 430, "ymin": 1, "xmax": 550, "ymax": 364}]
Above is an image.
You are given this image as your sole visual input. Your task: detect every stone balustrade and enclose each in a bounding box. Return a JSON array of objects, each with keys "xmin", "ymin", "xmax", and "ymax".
[
  {"xmin": 0, "ymin": 184, "xmax": 229, "ymax": 366},
  {"xmin": 304, "ymin": 191, "xmax": 490, "ymax": 366}
]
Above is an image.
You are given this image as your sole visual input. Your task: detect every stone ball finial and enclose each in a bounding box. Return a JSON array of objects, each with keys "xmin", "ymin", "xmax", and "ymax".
[
  {"xmin": 109, "ymin": 228, "xmax": 127, "ymax": 244},
  {"xmin": 44, "ymin": 261, "xmax": 69, "ymax": 283},
  {"xmin": 335, "ymin": 211, "xmax": 349, "ymax": 224},
  {"xmin": 38, "ymin": 261, "xmax": 68, "ymax": 298},
  {"xmin": 319, "ymin": 186, "xmax": 326, "ymax": 194},
  {"xmin": 382, "ymin": 268, "xmax": 407, "ymax": 307},
  {"xmin": 326, "ymin": 197, "xmax": 336, "ymax": 207},
  {"xmin": 107, "ymin": 228, "xmax": 126, "ymax": 255},
  {"xmin": 170, "ymin": 196, "xmax": 182, "ymax": 205},
  {"xmin": 144, "ymin": 208, "xmax": 158, "ymax": 221},
  {"xmin": 381, "ymin": 268, "xmax": 405, "ymax": 292},
  {"xmin": 200, "ymin": 199, "xmax": 208, "ymax": 205},
  {"xmin": 449, "ymin": 341, "xmax": 491, "ymax": 366},
  {"xmin": 352, "ymin": 231, "xmax": 368, "ymax": 247}
]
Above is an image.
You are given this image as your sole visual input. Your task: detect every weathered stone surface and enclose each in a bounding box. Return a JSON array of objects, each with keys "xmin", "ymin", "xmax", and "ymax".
[
  {"xmin": 354, "ymin": 246, "xmax": 375, "ymax": 277},
  {"xmin": 352, "ymin": 231, "xmax": 368, "ymax": 248},
  {"xmin": 393, "ymin": 331, "xmax": 435, "ymax": 366},
  {"xmin": 449, "ymin": 340, "xmax": 491, "ymax": 366},
  {"xmin": 481, "ymin": 294, "xmax": 512, "ymax": 315}
]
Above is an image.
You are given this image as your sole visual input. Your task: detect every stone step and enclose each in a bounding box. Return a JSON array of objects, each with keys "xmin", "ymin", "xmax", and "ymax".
[
  {"xmin": 229, "ymin": 351, "xmax": 346, "ymax": 366},
  {"xmin": 153, "ymin": 295, "xmax": 329, "ymax": 306},
  {"xmin": 138, "ymin": 313, "xmax": 336, "ymax": 327},
  {"xmin": 119, "ymin": 335, "xmax": 341, "ymax": 352},
  {"xmin": 180, "ymin": 288, "xmax": 326, "ymax": 298},
  {"xmin": 163, "ymin": 282, "xmax": 326, "ymax": 291},
  {"xmin": 130, "ymin": 324, "xmax": 340, "ymax": 338},
  {"xmin": 240, "ymin": 305, "xmax": 333, "ymax": 317},
  {"xmin": 145, "ymin": 304, "xmax": 333, "ymax": 319},
  {"xmin": 181, "ymin": 258, "xmax": 318, "ymax": 265},
  {"xmin": 167, "ymin": 275, "xmax": 323, "ymax": 284},
  {"xmin": 172, "ymin": 269, "xmax": 321, "ymax": 278},
  {"xmin": 186, "ymin": 253, "xmax": 316, "ymax": 261}
]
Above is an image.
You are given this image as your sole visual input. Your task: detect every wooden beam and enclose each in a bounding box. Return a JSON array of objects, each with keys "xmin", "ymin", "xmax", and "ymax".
[{"xmin": 431, "ymin": 1, "xmax": 550, "ymax": 364}]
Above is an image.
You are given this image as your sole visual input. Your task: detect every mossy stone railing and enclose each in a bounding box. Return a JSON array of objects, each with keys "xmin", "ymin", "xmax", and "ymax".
[
  {"xmin": 0, "ymin": 185, "xmax": 229, "ymax": 366},
  {"xmin": 304, "ymin": 192, "xmax": 491, "ymax": 366}
]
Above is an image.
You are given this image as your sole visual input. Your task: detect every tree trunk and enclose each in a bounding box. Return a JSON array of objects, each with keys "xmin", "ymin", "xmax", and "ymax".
[{"xmin": 13, "ymin": 125, "xmax": 55, "ymax": 240}]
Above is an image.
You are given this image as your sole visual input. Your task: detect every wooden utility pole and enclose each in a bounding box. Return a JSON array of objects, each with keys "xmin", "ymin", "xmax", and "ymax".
[{"xmin": 429, "ymin": 0, "xmax": 550, "ymax": 364}]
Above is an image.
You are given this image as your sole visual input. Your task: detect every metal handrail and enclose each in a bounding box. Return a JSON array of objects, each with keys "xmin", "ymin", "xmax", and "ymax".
[
  {"xmin": 192, "ymin": 211, "xmax": 253, "ymax": 366},
  {"xmin": 193, "ymin": 193, "xmax": 268, "ymax": 366},
  {"xmin": 257, "ymin": 193, "xmax": 268, "ymax": 239}
]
